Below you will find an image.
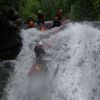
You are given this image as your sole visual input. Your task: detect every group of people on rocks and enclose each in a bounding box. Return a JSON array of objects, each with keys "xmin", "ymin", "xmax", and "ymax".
[
  {"xmin": 29, "ymin": 9, "xmax": 64, "ymax": 72},
  {"xmin": 27, "ymin": 9, "xmax": 64, "ymax": 30}
]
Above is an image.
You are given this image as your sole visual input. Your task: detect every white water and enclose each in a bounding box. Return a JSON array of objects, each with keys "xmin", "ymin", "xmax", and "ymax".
[{"xmin": 5, "ymin": 23, "xmax": 100, "ymax": 100}]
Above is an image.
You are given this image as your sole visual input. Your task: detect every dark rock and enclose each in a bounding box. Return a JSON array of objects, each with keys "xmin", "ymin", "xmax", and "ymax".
[
  {"xmin": 6, "ymin": 7, "xmax": 18, "ymax": 22},
  {"xmin": 3, "ymin": 62, "xmax": 14, "ymax": 72},
  {"xmin": 0, "ymin": 7, "xmax": 22, "ymax": 60},
  {"xmin": 0, "ymin": 62, "xmax": 14, "ymax": 99}
]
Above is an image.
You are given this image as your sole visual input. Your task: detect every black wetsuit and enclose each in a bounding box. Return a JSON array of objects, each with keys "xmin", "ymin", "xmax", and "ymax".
[
  {"xmin": 37, "ymin": 13, "xmax": 44, "ymax": 25},
  {"xmin": 52, "ymin": 20, "xmax": 61, "ymax": 28},
  {"xmin": 34, "ymin": 45, "xmax": 48, "ymax": 71},
  {"xmin": 34, "ymin": 46, "xmax": 45, "ymax": 57}
]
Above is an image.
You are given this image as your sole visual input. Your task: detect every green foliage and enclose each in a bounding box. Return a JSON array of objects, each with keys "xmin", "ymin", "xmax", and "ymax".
[
  {"xmin": 93, "ymin": 0, "xmax": 100, "ymax": 20},
  {"xmin": 70, "ymin": 3, "xmax": 82, "ymax": 21},
  {"xmin": 0, "ymin": 0, "xmax": 21, "ymax": 10},
  {"xmin": 37, "ymin": 0, "xmax": 75, "ymax": 20},
  {"xmin": 70, "ymin": 0, "xmax": 96, "ymax": 21},
  {"xmin": 18, "ymin": 0, "xmax": 40, "ymax": 19},
  {"xmin": 0, "ymin": 0, "xmax": 100, "ymax": 22}
]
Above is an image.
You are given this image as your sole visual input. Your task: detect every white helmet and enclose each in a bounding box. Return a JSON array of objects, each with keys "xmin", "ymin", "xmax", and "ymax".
[
  {"xmin": 60, "ymin": 9, "xmax": 63, "ymax": 12},
  {"xmin": 38, "ymin": 41, "xmax": 43, "ymax": 46},
  {"xmin": 38, "ymin": 10, "xmax": 41, "ymax": 13}
]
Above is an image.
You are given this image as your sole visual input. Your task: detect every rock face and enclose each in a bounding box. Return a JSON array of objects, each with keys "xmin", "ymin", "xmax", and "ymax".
[
  {"xmin": 0, "ymin": 62, "xmax": 14, "ymax": 98},
  {"xmin": 0, "ymin": 7, "xmax": 22, "ymax": 60}
]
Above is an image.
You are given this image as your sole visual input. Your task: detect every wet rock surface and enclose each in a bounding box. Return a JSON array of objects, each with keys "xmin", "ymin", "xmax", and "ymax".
[
  {"xmin": 0, "ymin": 61, "xmax": 14, "ymax": 99},
  {"xmin": 0, "ymin": 7, "xmax": 22, "ymax": 60},
  {"xmin": 0, "ymin": 7, "xmax": 22, "ymax": 99}
]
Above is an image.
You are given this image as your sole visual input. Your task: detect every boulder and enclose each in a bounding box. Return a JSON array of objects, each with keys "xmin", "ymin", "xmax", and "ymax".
[{"xmin": 0, "ymin": 7, "xmax": 22, "ymax": 60}]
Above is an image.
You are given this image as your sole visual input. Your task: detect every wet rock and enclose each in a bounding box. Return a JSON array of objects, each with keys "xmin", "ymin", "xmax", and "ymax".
[
  {"xmin": 0, "ymin": 7, "xmax": 22, "ymax": 60},
  {"xmin": 0, "ymin": 62, "xmax": 14, "ymax": 99}
]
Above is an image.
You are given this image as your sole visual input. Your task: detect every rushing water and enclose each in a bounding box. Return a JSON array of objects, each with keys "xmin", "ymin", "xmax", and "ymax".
[{"xmin": 4, "ymin": 23, "xmax": 100, "ymax": 100}]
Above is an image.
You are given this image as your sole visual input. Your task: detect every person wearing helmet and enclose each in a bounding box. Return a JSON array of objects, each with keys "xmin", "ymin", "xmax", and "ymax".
[
  {"xmin": 37, "ymin": 10, "xmax": 45, "ymax": 26},
  {"xmin": 28, "ymin": 42, "xmax": 46, "ymax": 75},
  {"xmin": 27, "ymin": 17, "xmax": 35, "ymax": 28},
  {"xmin": 56, "ymin": 9, "xmax": 63, "ymax": 21},
  {"xmin": 34, "ymin": 41, "xmax": 45, "ymax": 58}
]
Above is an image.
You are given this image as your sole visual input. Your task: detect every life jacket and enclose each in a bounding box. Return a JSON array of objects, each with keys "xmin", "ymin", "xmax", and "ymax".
[
  {"xmin": 28, "ymin": 21, "xmax": 35, "ymax": 28},
  {"xmin": 56, "ymin": 11, "xmax": 63, "ymax": 20}
]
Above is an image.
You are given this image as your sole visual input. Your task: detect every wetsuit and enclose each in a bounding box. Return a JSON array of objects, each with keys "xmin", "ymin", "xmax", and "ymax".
[
  {"xmin": 52, "ymin": 19, "xmax": 61, "ymax": 28},
  {"xmin": 37, "ymin": 13, "xmax": 44, "ymax": 25},
  {"xmin": 34, "ymin": 45, "xmax": 45, "ymax": 57}
]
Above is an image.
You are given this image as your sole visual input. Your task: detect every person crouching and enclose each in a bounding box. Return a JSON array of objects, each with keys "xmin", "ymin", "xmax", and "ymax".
[{"xmin": 34, "ymin": 41, "xmax": 45, "ymax": 58}]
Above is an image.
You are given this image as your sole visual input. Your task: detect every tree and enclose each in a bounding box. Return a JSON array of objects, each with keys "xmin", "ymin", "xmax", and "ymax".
[
  {"xmin": 70, "ymin": 0, "xmax": 96, "ymax": 21},
  {"xmin": 93, "ymin": 0, "xmax": 100, "ymax": 20},
  {"xmin": 0, "ymin": 0, "xmax": 21, "ymax": 10},
  {"xmin": 18, "ymin": 0, "xmax": 40, "ymax": 19},
  {"xmin": 37, "ymin": 0, "xmax": 75, "ymax": 20}
]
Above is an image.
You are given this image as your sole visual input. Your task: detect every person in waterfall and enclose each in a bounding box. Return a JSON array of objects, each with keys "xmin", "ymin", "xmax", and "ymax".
[
  {"xmin": 34, "ymin": 41, "xmax": 45, "ymax": 59},
  {"xmin": 37, "ymin": 10, "xmax": 45, "ymax": 26},
  {"xmin": 28, "ymin": 41, "xmax": 46, "ymax": 75}
]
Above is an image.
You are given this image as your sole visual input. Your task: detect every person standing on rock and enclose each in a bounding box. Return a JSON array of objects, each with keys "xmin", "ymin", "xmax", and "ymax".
[
  {"xmin": 56, "ymin": 9, "xmax": 63, "ymax": 21},
  {"xmin": 34, "ymin": 41, "xmax": 45, "ymax": 59},
  {"xmin": 37, "ymin": 10, "xmax": 45, "ymax": 26}
]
